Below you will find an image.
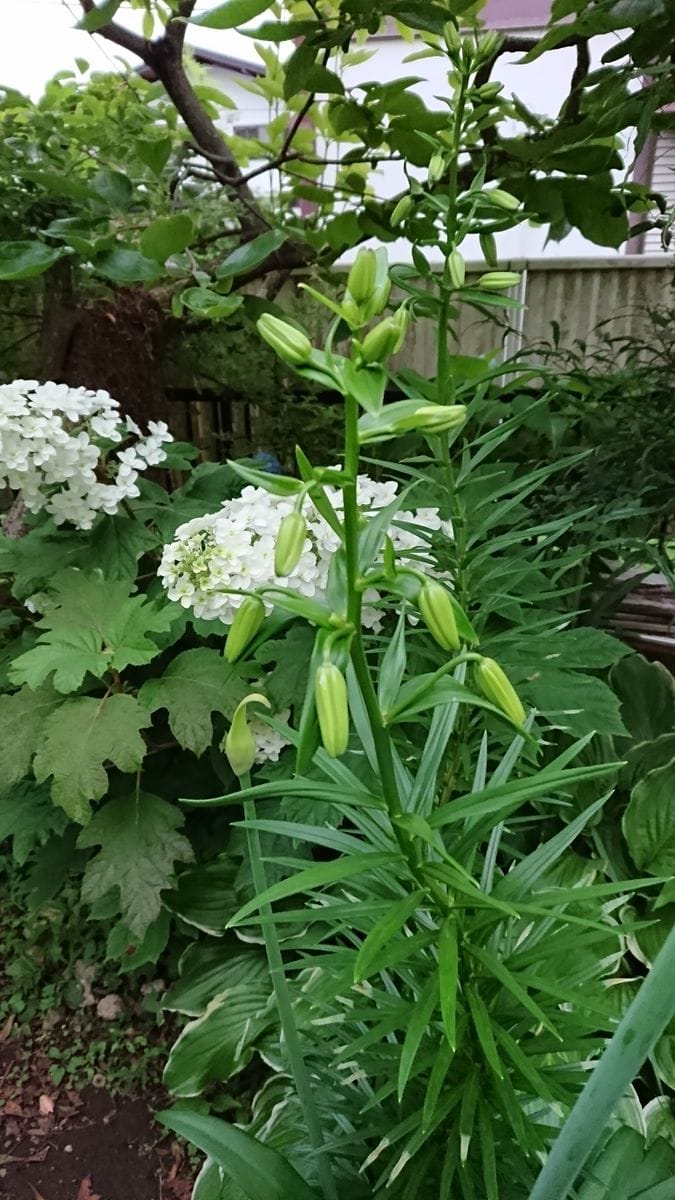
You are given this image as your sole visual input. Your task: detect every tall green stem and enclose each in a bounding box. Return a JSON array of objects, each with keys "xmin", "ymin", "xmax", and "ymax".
[
  {"xmin": 242, "ymin": 786, "xmax": 337, "ymax": 1200},
  {"xmin": 342, "ymin": 393, "xmax": 445, "ymax": 897}
]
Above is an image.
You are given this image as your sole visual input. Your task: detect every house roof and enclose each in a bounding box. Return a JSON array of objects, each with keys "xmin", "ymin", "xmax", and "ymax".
[{"xmin": 138, "ymin": 47, "xmax": 263, "ymax": 81}]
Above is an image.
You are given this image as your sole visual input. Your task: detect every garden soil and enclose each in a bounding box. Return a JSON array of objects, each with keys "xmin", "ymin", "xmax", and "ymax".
[{"xmin": 0, "ymin": 1083, "xmax": 192, "ymax": 1200}]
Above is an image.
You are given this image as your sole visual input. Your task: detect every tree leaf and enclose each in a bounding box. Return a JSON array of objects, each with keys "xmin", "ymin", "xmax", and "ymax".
[
  {"xmin": 0, "ymin": 683, "xmax": 61, "ymax": 788},
  {"xmin": 77, "ymin": 0, "xmax": 123, "ymax": 31},
  {"xmin": 192, "ymin": 0, "xmax": 273, "ymax": 27},
  {"xmin": 156, "ymin": 1110, "xmax": 319, "ymax": 1200},
  {"xmin": 0, "ymin": 240, "xmax": 61, "ymax": 280},
  {"xmin": 140, "ymin": 214, "xmax": 194, "ymax": 262},
  {"xmin": 94, "ymin": 247, "xmax": 163, "ymax": 283},
  {"xmin": 624, "ymin": 760, "xmax": 675, "ymax": 875},
  {"xmin": 138, "ymin": 648, "xmax": 247, "ymax": 756},
  {"xmin": 78, "ymin": 791, "xmax": 193, "ymax": 935},
  {"xmin": 180, "ymin": 288, "xmax": 243, "ymax": 319},
  {"xmin": 34, "ymin": 694, "xmax": 150, "ymax": 823},
  {"xmin": 216, "ymin": 229, "xmax": 288, "ymax": 279}
]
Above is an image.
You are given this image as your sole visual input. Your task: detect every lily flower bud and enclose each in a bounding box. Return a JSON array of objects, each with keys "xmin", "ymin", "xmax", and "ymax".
[
  {"xmin": 257, "ymin": 314, "xmax": 313, "ymax": 366},
  {"xmin": 224, "ymin": 596, "xmax": 265, "ymax": 663},
  {"xmin": 419, "ymin": 580, "xmax": 461, "ymax": 652},
  {"xmin": 315, "ymin": 662, "xmax": 349, "ymax": 757},
  {"xmin": 347, "ymin": 250, "xmax": 377, "ymax": 304},
  {"xmin": 475, "ymin": 658, "xmax": 525, "ymax": 726},
  {"xmin": 477, "ymin": 271, "xmax": 521, "ymax": 291},
  {"xmin": 225, "ymin": 693, "xmax": 271, "ymax": 777},
  {"xmin": 274, "ymin": 510, "xmax": 307, "ymax": 577}
]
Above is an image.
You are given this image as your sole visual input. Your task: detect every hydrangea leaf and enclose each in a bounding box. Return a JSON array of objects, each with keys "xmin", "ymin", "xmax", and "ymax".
[
  {"xmin": 138, "ymin": 648, "xmax": 247, "ymax": 756},
  {"xmin": 0, "ymin": 780, "xmax": 69, "ymax": 865},
  {"xmin": 253, "ymin": 624, "xmax": 315, "ymax": 711},
  {"xmin": 9, "ymin": 569, "xmax": 178, "ymax": 689},
  {"xmin": 78, "ymin": 792, "xmax": 194, "ymax": 936},
  {"xmin": 88, "ymin": 515, "xmax": 160, "ymax": 582},
  {"xmin": 33, "ymin": 693, "xmax": 150, "ymax": 823},
  {"xmin": 10, "ymin": 628, "xmax": 110, "ymax": 693},
  {"xmin": 0, "ymin": 682, "xmax": 62, "ymax": 787}
]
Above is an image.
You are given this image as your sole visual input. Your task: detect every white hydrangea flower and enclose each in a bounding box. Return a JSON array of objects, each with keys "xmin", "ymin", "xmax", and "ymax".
[
  {"xmin": 0, "ymin": 380, "xmax": 173, "ymax": 531},
  {"xmin": 158, "ymin": 476, "xmax": 452, "ymax": 629},
  {"xmin": 249, "ymin": 709, "xmax": 292, "ymax": 764}
]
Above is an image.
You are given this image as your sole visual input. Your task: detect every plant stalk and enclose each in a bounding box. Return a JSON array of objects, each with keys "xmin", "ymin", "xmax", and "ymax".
[
  {"xmin": 529, "ymin": 921, "xmax": 675, "ymax": 1200},
  {"xmin": 241, "ymin": 785, "xmax": 337, "ymax": 1200}
]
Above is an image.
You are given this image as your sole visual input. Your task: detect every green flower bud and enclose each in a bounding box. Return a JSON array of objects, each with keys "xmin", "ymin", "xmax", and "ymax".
[
  {"xmin": 484, "ymin": 187, "xmax": 521, "ymax": 212},
  {"xmin": 224, "ymin": 595, "xmax": 265, "ymax": 663},
  {"xmin": 448, "ymin": 249, "xmax": 466, "ymax": 290},
  {"xmin": 479, "ymin": 231, "xmax": 498, "ymax": 268},
  {"xmin": 360, "ymin": 317, "xmax": 402, "ymax": 365},
  {"xmin": 401, "ymin": 403, "xmax": 467, "ymax": 434},
  {"xmin": 443, "ymin": 20, "xmax": 461, "ymax": 53},
  {"xmin": 347, "ymin": 250, "xmax": 377, "ymax": 304},
  {"xmin": 428, "ymin": 153, "xmax": 445, "ymax": 184},
  {"xmin": 475, "ymin": 30, "xmax": 502, "ymax": 63},
  {"xmin": 314, "ymin": 662, "xmax": 349, "ymax": 758},
  {"xmin": 419, "ymin": 580, "xmax": 461, "ymax": 652},
  {"xmin": 362, "ymin": 276, "xmax": 392, "ymax": 321},
  {"xmin": 475, "ymin": 81, "xmax": 504, "ymax": 100},
  {"xmin": 225, "ymin": 693, "xmax": 270, "ymax": 777},
  {"xmin": 274, "ymin": 510, "xmax": 307, "ymax": 577},
  {"xmin": 477, "ymin": 271, "xmax": 521, "ymax": 291},
  {"xmin": 474, "ymin": 657, "xmax": 525, "ymax": 726},
  {"xmin": 390, "ymin": 195, "xmax": 414, "ymax": 227},
  {"xmin": 257, "ymin": 314, "xmax": 313, "ymax": 366}
]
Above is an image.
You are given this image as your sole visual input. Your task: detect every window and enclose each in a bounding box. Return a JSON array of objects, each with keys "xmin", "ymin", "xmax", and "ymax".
[{"xmin": 234, "ymin": 124, "xmax": 266, "ymax": 141}]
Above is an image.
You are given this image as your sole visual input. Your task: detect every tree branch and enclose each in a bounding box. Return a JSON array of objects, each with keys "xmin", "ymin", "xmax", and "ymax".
[
  {"xmin": 78, "ymin": 0, "xmax": 149, "ymax": 58},
  {"xmin": 560, "ymin": 37, "xmax": 591, "ymax": 122}
]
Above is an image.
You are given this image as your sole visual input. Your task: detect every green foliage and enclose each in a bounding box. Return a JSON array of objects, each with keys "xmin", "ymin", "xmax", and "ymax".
[
  {"xmin": 139, "ymin": 649, "xmax": 247, "ymax": 756},
  {"xmin": 1, "ymin": 3, "xmax": 674, "ymax": 1196},
  {"xmin": 78, "ymin": 792, "xmax": 194, "ymax": 937}
]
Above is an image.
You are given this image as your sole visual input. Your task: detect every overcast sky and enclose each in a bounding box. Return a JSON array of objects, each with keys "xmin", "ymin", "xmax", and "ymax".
[{"xmin": 1, "ymin": 0, "xmax": 253, "ymax": 97}]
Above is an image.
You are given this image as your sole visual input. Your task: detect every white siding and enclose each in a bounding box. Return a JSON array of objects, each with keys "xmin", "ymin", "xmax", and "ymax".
[{"xmin": 643, "ymin": 133, "xmax": 675, "ymax": 255}]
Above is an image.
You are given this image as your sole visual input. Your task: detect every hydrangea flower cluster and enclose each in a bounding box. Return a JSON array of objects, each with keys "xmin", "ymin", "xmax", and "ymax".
[
  {"xmin": 249, "ymin": 709, "xmax": 292, "ymax": 764},
  {"xmin": 158, "ymin": 476, "xmax": 451, "ymax": 629},
  {"xmin": 0, "ymin": 380, "xmax": 173, "ymax": 530}
]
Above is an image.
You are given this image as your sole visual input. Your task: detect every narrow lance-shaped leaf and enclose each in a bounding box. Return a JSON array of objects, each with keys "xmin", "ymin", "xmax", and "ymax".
[
  {"xmin": 466, "ymin": 943, "xmax": 561, "ymax": 1039},
  {"xmin": 466, "ymin": 985, "xmax": 504, "ymax": 1079},
  {"xmin": 227, "ymin": 852, "xmax": 402, "ymax": 927},
  {"xmin": 438, "ymin": 916, "xmax": 459, "ymax": 1051},
  {"xmin": 398, "ymin": 974, "xmax": 439, "ymax": 1101},
  {"xmin": 354, "ymin": 890, "xmax": 425, "ymax": 983}
]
